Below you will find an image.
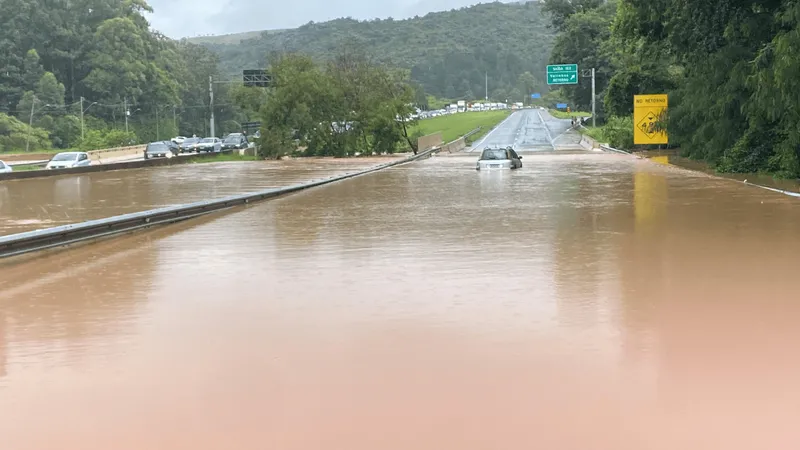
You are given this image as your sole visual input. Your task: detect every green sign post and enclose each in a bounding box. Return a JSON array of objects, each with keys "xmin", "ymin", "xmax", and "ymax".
[{"xmin": 547, "ymin": 64, "xmax": 578, "ymax": 85}]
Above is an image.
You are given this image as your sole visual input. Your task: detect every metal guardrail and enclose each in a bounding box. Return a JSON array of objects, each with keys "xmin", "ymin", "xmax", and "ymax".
[
  {"xmin": 6, "ymin": 160, "xmax": 48, "ymax": 167},
  {"xmin": 463, "ymin": 127, "xmax": 482, "ymax": 140},
  {"xmin": 0, "ymin": 146, "xmax": 442, "ymax": 259}
]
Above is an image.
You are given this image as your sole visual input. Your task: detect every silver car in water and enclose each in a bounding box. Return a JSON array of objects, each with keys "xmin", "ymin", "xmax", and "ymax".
[{"xmin": 476, "ymin": 147, "xmax": 522, "ymax": 170}]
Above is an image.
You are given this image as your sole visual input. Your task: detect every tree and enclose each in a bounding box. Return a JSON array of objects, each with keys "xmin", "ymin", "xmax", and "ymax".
[
  {"xmin": 249, "ymin": 50, "xmax": 420, "ymax": 159},
  {"xmin": 517, "ymin": 71, "xmax": 540, "ymax": 102},
  {"xmin": 548, "ymin": 1, "xmax": 616, "ymax": 116},
  {"xmin": 83, "ymin": 17, "xmax": 149, "ymax": 106},
  {"xmin": 542, "ymin": 0, "xmax": 605, "ymax": 30}
]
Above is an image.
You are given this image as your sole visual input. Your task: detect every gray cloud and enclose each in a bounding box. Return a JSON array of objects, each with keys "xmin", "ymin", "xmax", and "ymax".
[{"xmin": 146, "ymin": 0, "xmax": 513, "ymax": 38}]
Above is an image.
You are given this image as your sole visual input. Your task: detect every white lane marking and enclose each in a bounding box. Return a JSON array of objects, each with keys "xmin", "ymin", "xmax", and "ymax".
[
  {"xmin": 536, "ymin": 110, "xmax": 554, "ymax": 148},
  {"xmin": 469, "ymin": 111, "xmax": 520, "ymax": 152}
]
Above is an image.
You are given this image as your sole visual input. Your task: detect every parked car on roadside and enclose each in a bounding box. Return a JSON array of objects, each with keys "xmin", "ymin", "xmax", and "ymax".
[
  {"xmin": 221, "ymin": 133, "xmax": 249, "ymax": 150},
  {"xmin": 179, "ymin": 137, "xmax": 201, "ymax": 153},
  {"xmin": 165, "ymin": 140, "xmax": 181, "ymax": 154},
  {"xmin": 0, "ymin": 160, "xmax": 12, "ymax": 173},
  {"xmin": 196, "ymin": 137, "xmax": 222, "ymax": 153},
  {"xmin": 144, "ymin": 141, "xmax": 179, "ymax": 159},
  {"xmin": 475, "ymin": 146, "xmax": 522, "ymax": 171},
  {"xmin": 45, "ymin": 152, "xmax": 92, "ymax": 170}
]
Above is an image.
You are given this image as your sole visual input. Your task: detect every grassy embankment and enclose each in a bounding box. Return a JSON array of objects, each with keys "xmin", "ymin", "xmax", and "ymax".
[
  {"xmin": 189, "ymin": 153, "xmax": 259, "ymax": 163},
  {"xmin": 548, "ymin": 109, "xmax": 592, "ymax": 119},
  {"xmin": 413, "ymin": 110, "xmax": 510, "ymax": 144}
]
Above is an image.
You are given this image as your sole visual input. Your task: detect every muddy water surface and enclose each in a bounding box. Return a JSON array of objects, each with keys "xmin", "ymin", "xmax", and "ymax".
[
  {"xmin": 2, "ymin": 153, "xmax": 800, "ymax": 449},
  {"xmin": 0, "ymin": 157, "xmax": 402, "ymax": 235}
]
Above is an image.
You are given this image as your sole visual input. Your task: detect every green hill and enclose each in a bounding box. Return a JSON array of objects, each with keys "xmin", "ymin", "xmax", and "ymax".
[{"xmin": 196, "ymin": 1, "xmax": 556, "ymax": 101}]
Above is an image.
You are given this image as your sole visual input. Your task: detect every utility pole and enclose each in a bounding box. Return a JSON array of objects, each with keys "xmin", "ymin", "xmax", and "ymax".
[
  {"xmin": 80, "ymin": 96, "xmax": 85, "ymax": 141},
  {"xmin": 155, "ymin": 106, "xmax": 160, "ymax": 140},
  {"xmin": 173, "ymin": 105, "xmax": 177, "ymax": 134},
  {"xmin": 25, "ymin": 95, "xmax": 36, "ymax": 152},
  {"xmin": 209, "ymin": 75, "xmax": 215, "ymax": 137},
  {"xmin": 591, "ymin": 67, "xmax": 596, "ymax": 128},
  {"xmin": 485, "ymin": 72, "xmax": 488, "ymax": 101},
  {"xmin": 124, "ymin": 96, "xmax": 129, "ymax": 133}
]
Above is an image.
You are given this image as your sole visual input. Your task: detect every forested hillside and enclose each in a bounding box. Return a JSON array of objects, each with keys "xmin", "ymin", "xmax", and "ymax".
[
  {"xmin": 0, "ymin": 0, "xmax": 245, "ymax": 152},
  {"xmin": 193, "ymin": 2, "xmax": 557, "ymax": 102},
  {"xmin": 544, "ymin": 0, "xmax": 800, "ymax": 177}
]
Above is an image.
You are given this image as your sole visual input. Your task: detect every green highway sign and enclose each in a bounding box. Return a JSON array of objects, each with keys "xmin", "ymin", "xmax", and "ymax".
[{"xmin": 547, "ymin": 64, "xmax": 578, "ymax": 85}]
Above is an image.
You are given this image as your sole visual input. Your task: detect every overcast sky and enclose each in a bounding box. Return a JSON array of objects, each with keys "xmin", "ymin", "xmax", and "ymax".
[{"xmin": 146, "ymin": 0, "xmax": 514, "ymax": 38}]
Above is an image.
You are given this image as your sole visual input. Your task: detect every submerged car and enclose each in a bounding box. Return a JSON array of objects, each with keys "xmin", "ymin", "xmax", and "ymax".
[
  {"xmin": 476, "ymin": 147, "xmax": 522, "ymax": 170},
  {"xmin": 0, "ymin": 160, "xmax": 12, "ymax": 174},
  {"xmin": 144, "ymin": 141, "xmax": 178, "ymax": 159},
  {"xmin": 46, "ymin": 152, "xmax": 91, "ymax": 169}
]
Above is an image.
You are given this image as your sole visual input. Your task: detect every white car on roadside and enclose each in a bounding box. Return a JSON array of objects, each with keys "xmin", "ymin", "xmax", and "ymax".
[
  {"xmin": 45, "ymin": 152, "xmax": 92, "ymax": 170},
  {"xmin": 0, "ymin": 160, "xmax": 12, "ymax": 173}
]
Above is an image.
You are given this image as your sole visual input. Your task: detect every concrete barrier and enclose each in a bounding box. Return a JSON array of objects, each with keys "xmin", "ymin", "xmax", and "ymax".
[
  {"xmin": 88, "ymin": 145, "xmax": 146, "ymax": 163},
  {"xmin": 417, "ymin": 132, "xmax": 443, "ymax": 151},
  {"xmin": 439, "ymin": 137, "xmax": 466, "ymax": 154},
  {"xmin": 579, "ymin": 133, "xmax": 601, "ymax": 151},
  {"xmin": 0, "ymin": 146, "xmax": 444, "ymax": 259}
]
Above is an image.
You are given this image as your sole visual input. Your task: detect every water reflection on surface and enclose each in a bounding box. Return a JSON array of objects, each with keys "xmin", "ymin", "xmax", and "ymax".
[
  {"xmin": 2, "ymin": 153, "xmax": 800, "ymax": 449},
  {"xmin": 0, "ymin": 158, "xmax": 401, "ymax": 235}
]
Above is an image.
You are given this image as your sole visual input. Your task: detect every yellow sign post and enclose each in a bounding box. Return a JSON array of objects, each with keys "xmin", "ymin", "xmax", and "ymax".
[{"xmin": 633, "ymin": 94, "xmax": 668, "ymax": 145}]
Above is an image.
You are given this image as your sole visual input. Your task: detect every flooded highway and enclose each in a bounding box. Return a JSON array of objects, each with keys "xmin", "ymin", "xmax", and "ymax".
[
  {"xmin": 3, "ymin": 152, "xmax": 800, "ymax": 449},
  {"xmin": 0, "ymin": 157, "xmax": 402, "ymax": 235},
  {"xmin": 470, "ymin": 109, "xmax": 581, "ymax": 152}
]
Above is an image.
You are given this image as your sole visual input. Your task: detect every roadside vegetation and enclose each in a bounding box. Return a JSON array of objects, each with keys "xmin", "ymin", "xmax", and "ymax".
[
  {"xmin": 0, "ymin": 0, "xmax": 254, "ymax": 154},
  {"xmin": 543, "ymin": 0, "xmax": 800, "ymax": 177},
  {"xmin": 548, "ymin": 109, "xmax": 591, "ymax": 120},
  {"xmin": 234, "ymin": 51, "xmax": 419, "ymax": 159}
]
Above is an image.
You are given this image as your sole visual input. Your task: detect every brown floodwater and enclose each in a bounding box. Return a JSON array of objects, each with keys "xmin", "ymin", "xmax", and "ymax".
[
  {"xmin": 0, "ymin": 157, "xmax": 402, "ymax": 236},
  {"xmin": 2, "ymin": 152, "xmax": 800, "ymax": 449}
]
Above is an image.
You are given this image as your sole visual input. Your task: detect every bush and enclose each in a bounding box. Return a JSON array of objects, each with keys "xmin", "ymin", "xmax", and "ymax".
[
  {"xmin": 0, "ymin": 113, "xmax": 52, "ymax": 152},
  {"xmin": 603, "ymin": 115, "xmax": 634, "ymax": 150},
  {"xmin": 78, "ymin": 128, "xmax": 137, "ymax": 150}
]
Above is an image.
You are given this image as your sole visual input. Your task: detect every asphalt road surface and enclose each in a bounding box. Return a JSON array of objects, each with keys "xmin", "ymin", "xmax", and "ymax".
[{"xmin": 470, "ymin": 108, "xmax": 582, "ymax": 153}]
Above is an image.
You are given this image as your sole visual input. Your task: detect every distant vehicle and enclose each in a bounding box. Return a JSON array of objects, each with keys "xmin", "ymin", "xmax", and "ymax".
[
  {"xmin": 46, "ymin": 152, "xmax": 91, "ymax": 170},
  {"xmin": 196, "ymin": 137, "xmax": 222, "ymax": 153},
  {"xmin": 221, "ymin": 133, "xmax": 249, "ymax": 150},
  {"xmin": 0, "ymin": 160, "xmax": 12, "ymax": 174},
  {"xmin": 144, "ymin": 141, "xmax": 179, "ymax": 159},
  {"xmin": 476, "ymin": 146, "xmax": 522, "ymax": 171},
  {"xmin": 172, "ymin": 136, "xmax": 187, "ymax": 145},
  {"xmin": 165, "ymin": 140, "xmax": 181, "ymax": 154},
  {"xmin": 180, "ymin": 137, "xmax": 201, "ymax": 153}
]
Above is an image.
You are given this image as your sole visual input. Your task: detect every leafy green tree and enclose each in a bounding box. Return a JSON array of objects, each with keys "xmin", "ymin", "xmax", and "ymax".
[
  {"xmin": 542, "ymin": 0, "xmax": 605, "ymax": 30},
  {"xmin": 548, "ymin": 1, "xmax": 616, "ymax": 116},
  {"xmin": 0, "ymin": 113, "xmax": 51, "ymax": 151}
]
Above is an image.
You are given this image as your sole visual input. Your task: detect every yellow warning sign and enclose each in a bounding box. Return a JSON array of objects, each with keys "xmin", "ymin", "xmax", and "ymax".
[{"xmin": 633, "ymin": 94, "xmax": 668, "ymax": 145}]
